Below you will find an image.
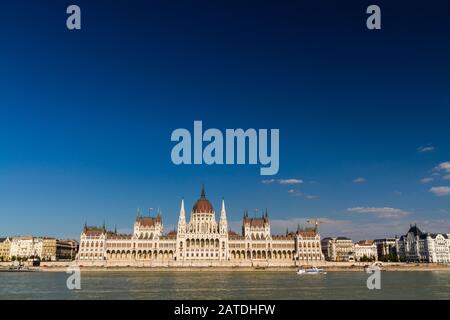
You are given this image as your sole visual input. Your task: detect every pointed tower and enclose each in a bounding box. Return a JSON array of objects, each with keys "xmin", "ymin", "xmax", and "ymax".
[
  {"xmin": 201, "ymin": 184, "xmax": 206, "ymax": 198},
  {"xmin": 177, "ymin": 198, "xmax": 186, "ymax": 234},
  {"xmin": 219, "ymin": 198, "xmax": 228, "ymax": 234}
]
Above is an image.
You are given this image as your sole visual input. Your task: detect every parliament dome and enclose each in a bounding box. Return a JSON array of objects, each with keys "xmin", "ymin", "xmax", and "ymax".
[{"xmin": 192, "ymin": 185, "xmax": 214, "ymax": 214}]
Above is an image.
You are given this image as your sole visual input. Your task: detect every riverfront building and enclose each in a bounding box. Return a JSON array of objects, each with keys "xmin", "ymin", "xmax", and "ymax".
[
  {"xmin": 77, "ymin": 186, "xmax": 324, "ymax": 267},
  {"xmin": 396, "ymin": 225, "xmax": 450, "ymax": 263},
  {"xmin": 4, "ymin": 236, "xmax": 78, "ymax": 261},
  {"xmin": 0, "ymin": 237, "xmax": 11, "ymax": 261},
  {"xmin": 374, "ymin": 238, "xmax": 397, "ymax": 261},
  {"xmin": 321, "ymin": 237, "xmax": 355, "ymax": 262},
  {"xmin": 354, "ymin": 240, "xmax": 378, "ymax": 261}
]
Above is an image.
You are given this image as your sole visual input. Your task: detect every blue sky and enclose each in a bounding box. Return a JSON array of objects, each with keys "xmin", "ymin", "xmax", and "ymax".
[{"xmin": 1, "ymin": 0, "xmax": 449, "ymax": 240}]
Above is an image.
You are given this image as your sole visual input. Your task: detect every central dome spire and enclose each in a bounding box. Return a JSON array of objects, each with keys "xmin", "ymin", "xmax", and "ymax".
[
  {"xmin": 200, "ymin": 184, "xmax": 206, "ymax": 198},
  {"xmin": 192, "ymin": 185, "xmax": 214, "ymax": 213}
]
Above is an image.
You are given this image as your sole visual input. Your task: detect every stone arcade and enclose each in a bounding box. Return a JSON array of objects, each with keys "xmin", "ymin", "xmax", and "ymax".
[{"xmin": 77, "ymin": 186, "xmax": 324, "ymax": 267}]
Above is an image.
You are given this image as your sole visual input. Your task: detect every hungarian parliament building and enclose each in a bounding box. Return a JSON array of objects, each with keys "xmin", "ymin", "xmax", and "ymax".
[{"xmin": 77, "ymin": 187, "xmax": 324, "ymax": 267}]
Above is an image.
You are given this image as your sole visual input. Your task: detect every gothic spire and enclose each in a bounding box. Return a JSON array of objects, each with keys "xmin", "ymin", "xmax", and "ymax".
[
  {"xmin": 220, "ymin": 198, "xmax": 227, "ymax": 221},
  {"xmin": 200, "ymin": 184, "xmax": 206, "ymax": 198},
  {"xmin": 136, "ymin": 208, "xmax": 141, "ymax": 219},
  {"xmin": 179, "ymin": 198, "xmax": 186, "ymax": 222}
]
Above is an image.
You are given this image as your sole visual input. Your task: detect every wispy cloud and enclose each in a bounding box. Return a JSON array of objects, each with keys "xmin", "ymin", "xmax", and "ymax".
[
  {"xmin": 353, "ymin": 177, "xmax": 366, "ymax": 183},
  {"xmin": 417, "ymin": 145, "xmax": 435, "ymax": 153},
  {"xmin": 443, "ymin": 174, "xmax": 450, "ymax": 180},
  {"xmin": 287, "ymin": 189, "xmax": 318, "ymax": 199},
  {"xmin": 287, "ymin": 189, "xmax": 302, "ymax": 196},
  {"xmin": 435, "ymin": 162, "xmax": 450, "ymax": 173},
  {"xmin": 278, "ymin": 179, "xmax": 303, "ymax": 185},
  {"xmin": 347, "ymin": 207, "xmax": 410, "ymax": 218},
  {"xmin": 262, "ymin": 178, "xmax": 303, "ymax": 185},
  {"xmin": 266, "ymin": 217, "xmax": 347, "ymax": 234},
  {"xmin": 420, "ymin": 177, "xmax": 433, "ymax": 184},
  {"xmin": 230, "ymin": 217, "xmax": 450, "ymax": 240},
  {"xmin": 430, "ymin": 186, "xmax": 450, "ymax": 197},
  {"xmin": 323, "ymin": 219, "xmax": 450, "ymax": 241}
]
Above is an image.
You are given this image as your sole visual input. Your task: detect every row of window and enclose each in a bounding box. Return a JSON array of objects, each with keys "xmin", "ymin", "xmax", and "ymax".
[
  {"xmin": 80, "ymin": 242, "xmax": 103, "ymax": 248},
  {"xmin": 184, "ymin": 252, "xmax": 222, "ymax": 258}
]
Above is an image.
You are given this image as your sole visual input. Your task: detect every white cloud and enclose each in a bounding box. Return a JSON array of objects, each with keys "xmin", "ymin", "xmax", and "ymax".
[
  {"xmin": 353, "ymin": 177, "xmax": 366, "ymax": 183},
  {"xmin": 430, "ymin": 186, "xmax": 450, "ymax": 197},
  {"xmin": 420, "ymin": 177, "xmax": 433, "ymax": 184},
  {"xmin": 322, "ymin": 219, "xmax": 450, "ymax": 240},
  {"xmin": 435, "ymin": 162, "xmax": 450, "ymax": 173},
  {"xmin": 287, "ymin": 189, "xmax": 317, "ymax": 199},
  {"xmin": 267, "ymin": 217, "xmax": 347, "ymax": 234},
  {"xmin": 347, "ymin": 207, "xmax": 410, "ymax": 218},
  {"xmin": 278, "ymin": 179, "xmax": 303, "ymax": 185},
  {"xmin": 262, "ymin": 178, "xmax": 303, "ymax": 185},
  {"xmin": 287, "ymin": 189, "xmax": 302, "ymax": 197},
  {"xmin": 417, "ymin": 145, "xmax": 435, "ymax": 153},
  {"xmin": 443, "ymin": 174, "xmax": 450, "ymax": 180},
  {"xmin": 230, "ymin": 217, "xmax": 450, "ymax": 240}
]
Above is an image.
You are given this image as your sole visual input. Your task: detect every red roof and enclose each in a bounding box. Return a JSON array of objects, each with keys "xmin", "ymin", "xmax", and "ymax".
[
  {"xmin": 272, "ymin": 234, "xmax": 295, "ymax": 240},
  {"xmin": 192, "ymin": 198, "xmax": 214, "ymax": 213},
  {"xmin": 243, "ymin": 217, "xmax": 268, "ymax": 227},
  {"xmin": 297, "ymin": 231, "xmax": 317, "ymax": 238},
  {"xmin": 228, "ymin": 231, "xmax": 244, "ymax": 240},
  {"xmin": 192, "ymin": 185, "xmax": 214, "ymax": 214},
  {"xmin": 83, "ymin": 226, "xmax": 105, "ymax": 236},
  {"xmin": 136, "ymin": 216, "xmax": 161, "ymax": 227},
  {"xmin": 356, "ymin": 240, "xmax": 375, "ymax": 246},
  {"xmin": 161, "ymin": 231, "xmax": 177, "ymax": 239}
]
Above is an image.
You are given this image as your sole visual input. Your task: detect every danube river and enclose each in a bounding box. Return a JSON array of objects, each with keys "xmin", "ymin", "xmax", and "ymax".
[{"xmin": 0, "ymin": 271, "xmax": 449, "ymax": 299}]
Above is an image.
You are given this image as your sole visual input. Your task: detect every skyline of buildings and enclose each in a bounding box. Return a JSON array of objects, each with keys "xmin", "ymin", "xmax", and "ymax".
[{"xmin": 3, "ymin": 186, "xmax": 448, "ymax": 264}]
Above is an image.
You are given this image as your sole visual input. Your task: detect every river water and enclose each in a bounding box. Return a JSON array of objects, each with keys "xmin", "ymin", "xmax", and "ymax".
[{"xmin": 0, "ymin": 271, "xmax": 449, "ymax": 299}]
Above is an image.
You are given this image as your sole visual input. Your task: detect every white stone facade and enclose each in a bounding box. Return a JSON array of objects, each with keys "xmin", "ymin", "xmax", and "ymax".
[
  {"xmin": 76, "ymin": 187, "xmax": 324, "ymax": 267},
  {"xmin": 354, "ymin": 240, "xmax": 378, "ymax": 261},
  {"xmin": 396, "ymin": 225, "xmax": 450, "ymax": 263},
  {"xmin": 9, "ymin": 236, "xmax": 43, "ymax": 258},
  {"xmin": 321, "ymin": 237, "xmax": 355, "ymax": 262}
]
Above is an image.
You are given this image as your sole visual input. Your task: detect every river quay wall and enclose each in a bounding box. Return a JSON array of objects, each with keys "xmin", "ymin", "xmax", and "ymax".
[{"xmin": 2, "ymin": 261, "xmax": 449, "ymax": 272}]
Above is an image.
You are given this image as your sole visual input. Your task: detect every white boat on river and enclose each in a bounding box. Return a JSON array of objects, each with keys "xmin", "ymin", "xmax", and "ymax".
[{"xmin": 297, "ymin": 267, "xmax": 327, "ymax": 275}]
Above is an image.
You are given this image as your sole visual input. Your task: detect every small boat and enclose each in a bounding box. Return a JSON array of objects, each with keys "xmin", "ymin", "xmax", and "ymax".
[
  {"xmin": 297, "ymin": 267, "xmax": 327, "ymax": 275},
  {"xmin": 1, "ymin": 265, "xmax": 35, "ymax": 272}
]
